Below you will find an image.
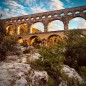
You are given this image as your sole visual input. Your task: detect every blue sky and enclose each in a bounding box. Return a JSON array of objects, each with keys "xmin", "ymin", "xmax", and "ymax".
[
  {"xmin": 0, "ymin": 0, "xmax": 86, "ymax": 19},
  {"xmin": 0, "ymin": 0, "xmax": 86, "ymax": 30}
]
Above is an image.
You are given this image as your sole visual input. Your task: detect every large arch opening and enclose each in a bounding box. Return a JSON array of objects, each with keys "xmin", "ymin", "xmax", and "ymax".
[
  {"xmin": 29, "ymin": 36, "xmax": 41, "ymax": 46},
  {"xmin": 6, "ymin": 24, "xmax": 15, "ymax": 35},
  {"xmin": 47, "ymin": 20, "xmax": 64, "ymax": 31},
  {"xmin": 69, "ymin": 17, "xmax": 86, "ymax": 29},
  {"xmin": 30, "ymin": 22, "xmax": 44, "ymax": 33},
  {"xmin": 47, "ymin": 34, "xmax": 62, "ymax": 46},
  {"xmin": 17, "ymin": 23, "xmax": 28, "ymax": 35}
]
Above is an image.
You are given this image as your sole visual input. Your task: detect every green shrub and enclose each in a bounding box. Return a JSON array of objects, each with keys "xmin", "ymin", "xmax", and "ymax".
[
  {"xmin": 48, "ymin": 76, "xmax": 57, "ymax": 86},
  {"xmin": 31, "ymin": 44, "xmax": 65, "ymax": 85},
  {"xmin": 23, "ymin": 48, "xmax": 30, "ymax": 54},
  {"xmin": 0, "ymin": 47, "xmax": 6, "ymax": 61},
  {"xmin": 26, "ymin": 56, "xmax": 30, "ymax": 64},
  {"xmin": 0, "ymin": 36, "xmax": 17, "ymax": 61},
  {"xmin": 64, "ymin": 29, "xmax": 86, "ymax": 68},
  {"xmin": 2, "ymin": 36, "xmax": 17, "ymax": 51},
  {"xmin": 18, "ymin": 56, "xmax": 22, "ymax": 63},
  {"xmin": 23, "ymin": 47, "xmax": 35, "ymax": 54},
  {"xmin": 79, "ymin": 66, "xmax": 86, "ymax": 81}
]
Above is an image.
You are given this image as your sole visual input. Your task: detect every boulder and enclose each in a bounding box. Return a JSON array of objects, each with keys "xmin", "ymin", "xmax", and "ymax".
[
  {"xmin": 59, "ymin": 65, "xmax": 84, "ymax": 86},
  {"xmin": 0, "ymin": 62, "xmax": 48, "ymax": 86}
]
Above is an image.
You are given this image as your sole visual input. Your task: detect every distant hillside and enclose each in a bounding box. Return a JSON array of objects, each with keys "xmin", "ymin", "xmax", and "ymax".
[{"xmin": 32, "ymin": 28, "xmax": 42, "ymax": 33}]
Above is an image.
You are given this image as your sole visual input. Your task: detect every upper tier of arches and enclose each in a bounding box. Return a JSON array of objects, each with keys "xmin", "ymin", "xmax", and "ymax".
[{"xmin": 4, "ymin": 5, "xmax": 86, "ymax": 35}]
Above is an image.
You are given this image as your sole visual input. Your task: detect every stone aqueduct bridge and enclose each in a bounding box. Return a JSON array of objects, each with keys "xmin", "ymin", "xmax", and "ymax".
[{"xmin": 3, "ymin": 5, "xmax": 86, "ymax": 45}]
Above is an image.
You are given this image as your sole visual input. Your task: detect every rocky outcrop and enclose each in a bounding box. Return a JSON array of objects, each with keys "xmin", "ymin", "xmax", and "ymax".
[
  {"xmin": 3, "ymin": 45, "xmax": 85, "ymax": 86},
  {"xmin": 0, "ymin": 62, "xmax": 48, "ymax": 86},
  {"xmin": 59, "ymin": 65, "xmax": 84, "ymax": 86},
  {"xmin": 6, "ymin": 45, "xmax": 40, "ymax": 63}
]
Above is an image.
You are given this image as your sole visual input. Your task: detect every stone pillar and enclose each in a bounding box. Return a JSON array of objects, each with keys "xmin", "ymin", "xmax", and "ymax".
[
  {"xmin": 43, "ymin": 22, "xmax": 48, "ymax": 33},
  {"xmin": 44, "ymin": 25, "xmax": 48, "ymax": 32},
  {"xmin": 14, "ymin": 23, "xmax": 18, "ymax": 35},
  {"xmin": 63, "ymin": 20, "xmax": 69, "ymax": 31},
  {"xmin": 28, "ymin": 23, "xmax": 31, "ymax": 34}
]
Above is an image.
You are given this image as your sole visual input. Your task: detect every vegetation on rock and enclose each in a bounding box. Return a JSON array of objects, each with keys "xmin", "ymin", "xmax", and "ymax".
[
  {"xmin": 64, "ymin": 29, "xmax": 86, "ymax": 68},
  {"xmin": 31, "ymin": 43, "xmax": 65, "ymax": 85},
  {"xmin": 30, "ymin": 29, "xmax": 86, "ymax": 86}
]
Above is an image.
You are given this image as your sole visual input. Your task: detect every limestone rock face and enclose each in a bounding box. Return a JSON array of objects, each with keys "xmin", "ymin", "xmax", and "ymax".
[
  {"xmin": 59, "ymin": 65, "xmax": 84, "ymax": 86},
  {"xmin": 2, "ymin": 45, "xmax": 85, "ymax": 86},
  {"xmin": 61, "ymin": 65, "xmax": 83, "ymax": 82},
  {"xmin": 0, "ymin": 62, "xmax": 48, "ymax": 86}
]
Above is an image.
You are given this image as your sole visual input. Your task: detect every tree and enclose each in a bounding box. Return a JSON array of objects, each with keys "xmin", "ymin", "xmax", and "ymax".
[
  {"xmin": 0, "ymin": 15, "xmax": 6, "ymax": 61},
  {"xmin": 31, "ymin": 43, "xmax": 66, "ymax": 85},
  {"xmin": 64, "ymin": 29, "xmax": 86, "ymax": 68},
  {"xmin": 0, "ymin": 16, "xmax": 6, "ymax": 41}
]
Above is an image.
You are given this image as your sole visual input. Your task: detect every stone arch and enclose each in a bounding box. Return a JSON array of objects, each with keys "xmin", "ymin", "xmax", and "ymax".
[
  {"xmin": 67, "ymin": 12, "xmax": 72, "ymax": 15},
  {"xmin": 69, "ymin": 17, "xmax": 86, "ymax": 29},
  {"xmin": 60, "ymin": 13, "xmax": 65, "ymax": 16},
  {"xmin": 54, "ymin": 13, "xmax": 58, "ymax": 17},
  {"xmin": 30, "ymin": 22, "xmax": 44, "ymax": 33},
  {"xmin": 75, "ymin": 11, "xmax": 80, "ymax": 14},
  {"xmin": 47, "ymin": 20, "xmax": 64, "ymax": 31},
  {"xmin": 47, "ymin": 34, "xmax": 62, "ymax": 46},
  {"xmin": 17, "ymin": 23, "xmax": 28, "ymax": 35},
  {"xmin": 83, "ymin": 9, "xmax": 86, "ymax": 13},
  {"xmin": 29, "ymin": 36, "xmax": 41, "ymax": 46},
  {"xmin": 6, "ymin": 24, "xmax": 15, "ymax": 35}
]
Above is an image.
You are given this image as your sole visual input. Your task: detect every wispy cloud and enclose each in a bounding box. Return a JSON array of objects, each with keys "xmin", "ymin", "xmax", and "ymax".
[
  {"xmin": 0, "ymin": 8, "xmax": 28, "ymax": 19},
  {"xmin": 69, "ymin": 18, "xmax": 86, "ymax": 29},
  {"xmin": 4, "ymin": 0, "xmax": 24, "ymax": 9},
  {"xmin": 48, "ymin": 20, "xmax": 64, "ymax": 31},
  {"xmin": 21, "ymin": 0, "xmax": 35, "ymax": 4},
  {"xmin": 21, "ymin": 0, "xmax": 38, "ymax": 7},
  {"xmin": 28, "ymin": 0, "xmax": 48, "ymax": 13},
  {"xmin": 1, "ymin": 0, "xmax": 28, "ymax": 18},
  {"xmin": 1, "ymin": 0, "xmax": 65, "ymax": 19},
  {"xmin": 66, "ymin": 0, "xmax": 70, "ymax": 3},
  {"xmin": 31, "ymin": 22, "xmax": 44, "ymax": 32},
  {"xmin": 49, "ymin": 0, "xmax": 64, "ymax": 10},
  {"xmin": 31, "ymin": 7, "xmax": 47, "ymax": 13}
]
